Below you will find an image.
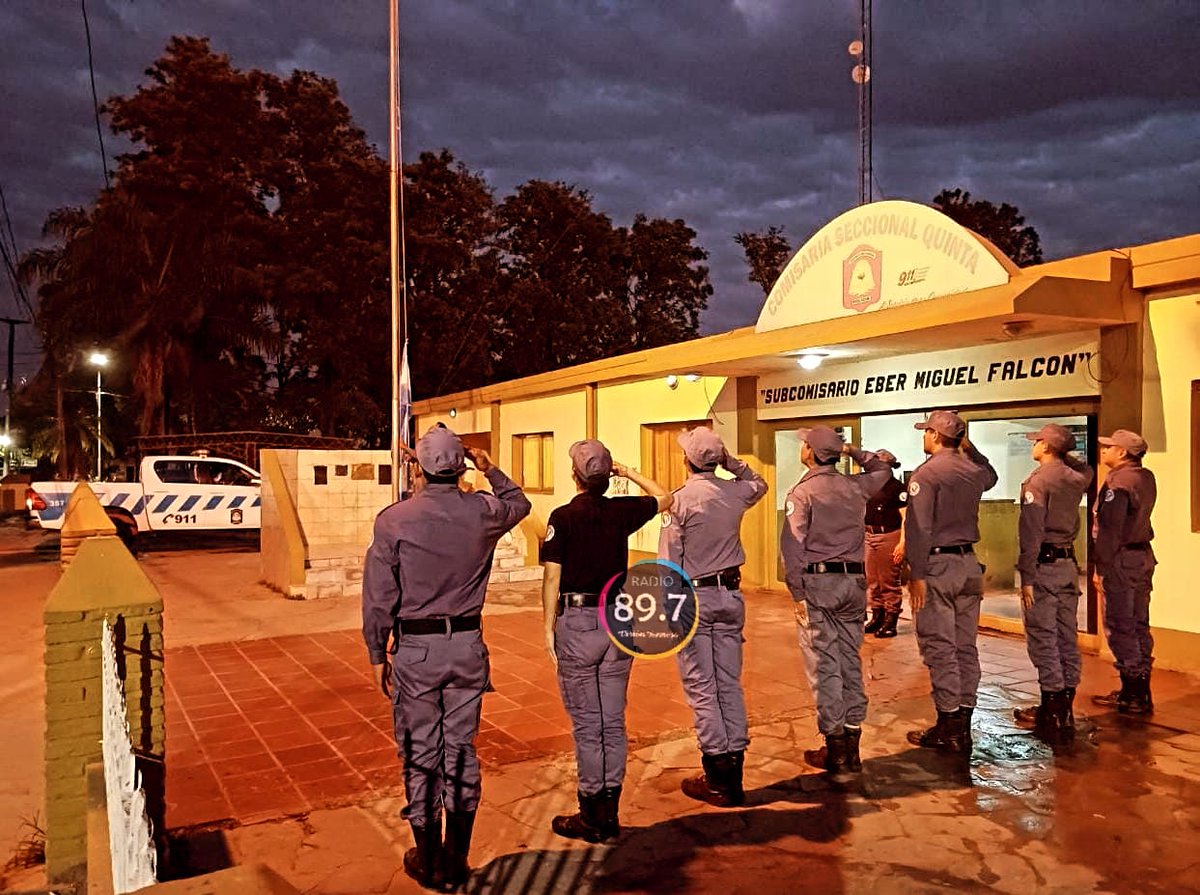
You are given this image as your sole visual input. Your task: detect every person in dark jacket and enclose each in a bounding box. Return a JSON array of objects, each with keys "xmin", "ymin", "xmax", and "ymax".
[{"xmin": 541, "ymin": 440, "xmax": 671, "ymax": 843}]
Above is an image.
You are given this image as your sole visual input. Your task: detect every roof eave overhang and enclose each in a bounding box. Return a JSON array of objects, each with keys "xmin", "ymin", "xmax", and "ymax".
[{"xmin": 412, "ymin": 256, "xmax": 1132, "ymax": 414}]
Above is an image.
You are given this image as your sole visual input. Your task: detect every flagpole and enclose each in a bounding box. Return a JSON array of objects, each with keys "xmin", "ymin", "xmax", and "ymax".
[{"xmin": 388, "ymin": 0, "xmax": 402, "ymax": 502}]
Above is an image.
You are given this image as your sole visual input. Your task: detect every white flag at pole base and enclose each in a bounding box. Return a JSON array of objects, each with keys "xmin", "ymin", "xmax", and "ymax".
[{"xmin": 399, "ymin": 339, "xmax": 412, "ymax": 497}]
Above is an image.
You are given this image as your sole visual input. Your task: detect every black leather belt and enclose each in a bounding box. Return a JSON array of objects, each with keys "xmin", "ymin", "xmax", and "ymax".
[
  {"xmin": 397, "ymin": 615, "xmax": 482, "ymax": 635},
  {"xmin": 692, "ymin": 568, "xmax": 741, "ymax": 589},
  {"xmin": 1038, "ymin": 544, "xmax": 1075, "ymax": 563},
  {"xmin": 1124, "ymin": 542, "xmax": 1151, "ymax": 551},
  {"xmin": 559, "ymin": 592, "xmax": 600, "ymax": 608},
  {"xmin": 804, "ymin": 561, "xmax": 865, "ymax": 574},
  {"xmin": 930, "ymin": 545, "xmax": 973, "ymax": 555},
  {"xmin": 866, "ymin": 524, "xmax": 899, "ymax": 535}
]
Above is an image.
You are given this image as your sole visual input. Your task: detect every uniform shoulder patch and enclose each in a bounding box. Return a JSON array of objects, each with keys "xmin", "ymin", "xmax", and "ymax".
[
  {"xmin": 1104, "ymin": 489, "xmax": 1115, "ymax": 502},
  {"xmin": 545, "ymin": 524, "xmax": 555, "ymax": 542},
  {"xmin": 1024, "ymin": 490, "xmax": 1035, "ymax": 504},
  {"xmin": 660, "ymin": 512, "xmax": 672, "ymax": 526},
  {"xmin": 785, "ymin": 500, "xmax": 796, "ymax": 517},
  {"xmin": 899, "ymin": 492, "xmax": 907, "ymax": 502},
  {"xmin": 908, "ymin": 481, "xmax": 921, "ymax": 496}
]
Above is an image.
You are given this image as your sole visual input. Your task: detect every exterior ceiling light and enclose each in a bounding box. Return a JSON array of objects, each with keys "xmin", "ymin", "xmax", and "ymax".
[
  {"xmin": 797, "ymin": 352, "xmax": 827, "ymax": 371},
  {"xmin": 449, "ymin": 408, "xmax": 458, "ymax": 418},
  {"xmin": 684, "ymin": 373, "xmax": 701, "ymax": 383},
  {"xmin": 665, "ymin": 375, "xmax": 679, "ymax": 389}
]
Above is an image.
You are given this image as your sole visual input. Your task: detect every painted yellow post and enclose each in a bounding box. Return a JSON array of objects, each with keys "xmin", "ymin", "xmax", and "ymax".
[
  {"xmin": 43, "ymin": 536, "xmax": 164, "ymax": 885},
  {"xmin": 59, "ymin": 481, "xmax": 115, "ymax": 568}
]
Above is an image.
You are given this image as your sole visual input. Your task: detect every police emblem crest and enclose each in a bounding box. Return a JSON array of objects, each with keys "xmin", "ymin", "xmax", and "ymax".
[{"xmin": 843, "ymin": 244, "xmax": 883, "ymax": 312}]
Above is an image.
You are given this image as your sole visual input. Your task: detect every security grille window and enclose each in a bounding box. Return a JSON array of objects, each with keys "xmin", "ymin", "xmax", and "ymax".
[
  {"xmin": 642, "ymin": 420, "xmax": 713, "ymax": 494},
  {"xmin": 512, "ymin": 432, "xmax": 554, "ymax": 493}
]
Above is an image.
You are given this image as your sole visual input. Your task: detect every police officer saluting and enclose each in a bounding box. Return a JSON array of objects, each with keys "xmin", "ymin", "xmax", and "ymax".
[
  {"xmin": 905, "ymin": 410, "xmax": 997, "ymax": 755},
  {"xmin": 362, "ymin": 425, "xmax": 531, "ymax": 890},
  {"xmin": 540, "ymin": 440, "xmax": 670, "ymax": 843},
  {"xmin": 659, "ymin": 428, "xmax": 767, "ymax": 806},
  {"xmin": 1012, "ymin": 424, "xmax": 1093, "ymax": 742},
  {"xmin": 1090, "ymin": 429, "xmax": 1158, "ymax": 715},
  {"xmin": 863, "ymin": 449, "xmax": 908, "ymax": 640},
  {"xmin": 780, "ymin": 426, "xmax": 893, "ymax": 776}
]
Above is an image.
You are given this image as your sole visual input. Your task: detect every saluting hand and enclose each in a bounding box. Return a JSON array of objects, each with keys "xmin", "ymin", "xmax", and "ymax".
[
  {"xmin": 908, "ymin": 579, "xmax": 926, "ymax": 613},
  {"xmin": 612, "ymin": 461, "xmax": 629, "ymax": 478},
  {"xmin": 1020, "ymin": 585, "xmax": 1034, "ymax": 611},
  {"xmin": 466, "ymin": 447, "xmax": 492, "ymax": 472}
]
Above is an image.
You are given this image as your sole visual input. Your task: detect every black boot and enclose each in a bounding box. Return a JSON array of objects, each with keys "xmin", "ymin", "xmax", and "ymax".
[
  {"xmin": 598, "ymin": 786, "xmax": 621, "ymax": 841},
  {"xmin": 681, "ymin": 753, "xmax": 739, "ymax": 807},
  {"xmin": 440, "ymin": 810, "xmax": 475, "ymax": 892},
  {"xmin": 843, "ymin": 725, "xmax": 863, "ymax": 772},
  {"xmin": 864, "ymin": 608, "xmax": 886, "ymax": 634},
  {"xmin": 1034, "ymin": 690, "xmax": 1066, "ymax": 744},
  {"xmin": 1063, "ymin": 687, "xmax": 1076, "ymax": 728},
  {"xmin": 874, "ymin": 611, "xmax": 900, "ymax": 639},
  {"xmin": 1092, "ymin": 672, "xmax": 1135, "ymax": 709},
  {"xmin": 1124, "ymin": 673, "xmax": 1154, "ymax": 715},
  {"xmin": 725, "ymin": 750, "xmax": 746, "ymax": 805},
  {"xmin": 551, "ymin": 790, "xmax": 606, "ymax": 843},
  {"xmin": 804, "ymin": 732, "xmax": 852, "ymax": 776},
  {"xmin": 907, "ymin": 709, "xmax": 971, "ymax": 755},
  {"xmin": 403, "ymin": 820, "xmax": 442, "ymax": 890}
]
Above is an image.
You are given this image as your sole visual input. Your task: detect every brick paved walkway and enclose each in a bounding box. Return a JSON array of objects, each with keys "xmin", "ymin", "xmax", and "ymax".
[{"xmin": 163, "ymin": 585, "xmax": 1200, "ymax": 834}]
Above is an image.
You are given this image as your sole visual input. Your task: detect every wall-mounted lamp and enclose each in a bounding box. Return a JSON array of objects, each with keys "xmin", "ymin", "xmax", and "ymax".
[
  {"xmin": 449, "ymin": 408, "xmax": 458, "ymax": 418},
  {"xmin": 665, "ymin": 374, "xmax": 679, "ymax": 389},
  {"xmin": 684, "ymin": 373, "xmax": 702, "ymax": 383},
  {"xmin": 796, "ymin": 352, "xmax": 827, "ymax": 371},
  {"xmin": 1001, "ymin": 320, "xmax": 1032, "ymax": 339}
]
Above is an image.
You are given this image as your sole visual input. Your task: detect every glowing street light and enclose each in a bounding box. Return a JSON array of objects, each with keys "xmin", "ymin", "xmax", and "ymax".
[{"xmin": 90, "ymin": 351, "xmax": 109, "ymax": 480}]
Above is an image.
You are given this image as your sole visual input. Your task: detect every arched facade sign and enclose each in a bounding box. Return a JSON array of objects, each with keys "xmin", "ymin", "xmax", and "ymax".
[{"xmin": 755, "ymin": 200, "xmax": 1019, "ymax": 332}]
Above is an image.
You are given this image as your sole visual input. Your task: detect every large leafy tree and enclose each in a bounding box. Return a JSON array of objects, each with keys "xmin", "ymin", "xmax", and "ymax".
[
  {"xmin": 493, "ymin": 181, "xmax": 631, "ymax": 380},
  {"xmin": 22, "ymin": 37, "xmax": 712, "ymax": 467},
  {"xmin": 734, "ymin": 225, "xmax": 792, "ymax": 298},
  {"xmin": 624, "ymin": 214, "xmax": 711, "ymax": 348},
  {"xmin": 932, "ymin": 188, "xmax": 1043, "ymax": 266}
]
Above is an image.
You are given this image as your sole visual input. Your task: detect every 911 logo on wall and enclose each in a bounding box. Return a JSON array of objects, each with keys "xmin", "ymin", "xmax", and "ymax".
[{"xmin": 230, "ymin": 509, "xmax": 243, "ymax": 525}]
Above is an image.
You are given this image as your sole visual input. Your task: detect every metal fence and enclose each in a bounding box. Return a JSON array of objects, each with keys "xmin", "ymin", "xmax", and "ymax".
[{"xmin": 101, "ymin": 618, "xmax": 158, "ymax": 893}]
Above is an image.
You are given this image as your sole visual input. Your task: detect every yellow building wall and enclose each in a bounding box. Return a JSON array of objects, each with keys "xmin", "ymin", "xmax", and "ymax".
[
  {"xmin": 419, "ymin": 405, "xmax": 491, "ymax": 438},
  {"xmin": 596, "ymin": 376, "xmax": 730, "ymax": 554},
  {"xmin": 1142, "ymin": 292, "xmax": 1200, "ymax": 637},
  {"xmin": 498, "ymin": 391, "xmax": 588, "ymax": 545}
]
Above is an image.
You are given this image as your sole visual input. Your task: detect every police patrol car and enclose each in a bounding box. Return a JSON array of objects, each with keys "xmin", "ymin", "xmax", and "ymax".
[{"xmin": 25, "ymin": 452, "xmax": 261, "ymax": 550}]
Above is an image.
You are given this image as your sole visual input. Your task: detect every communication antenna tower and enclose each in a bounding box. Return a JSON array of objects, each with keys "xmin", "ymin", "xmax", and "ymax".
[{"xmin": 849, "ymin": 0, "xmax": 872, "ymax": 205}]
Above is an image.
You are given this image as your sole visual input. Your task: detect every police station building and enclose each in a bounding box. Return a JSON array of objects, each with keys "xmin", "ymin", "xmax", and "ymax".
[{"xmin": 412, "ymin": 200, "xmax": 1200, "ymax": 673}]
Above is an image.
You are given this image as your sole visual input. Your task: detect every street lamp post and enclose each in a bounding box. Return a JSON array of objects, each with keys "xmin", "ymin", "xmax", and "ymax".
[
  {"xmin": 0, "ymin": 433, "xmax": 11, "ymax": 480},
  {"xmin": 89, "ymin": 351, "xmax": 108, "ymax": 480}
]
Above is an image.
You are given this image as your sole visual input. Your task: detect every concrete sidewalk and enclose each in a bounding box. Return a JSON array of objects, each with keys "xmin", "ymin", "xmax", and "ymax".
[{"xmin": 164, "ymin": 586, "xmax": 1200, "ymax": 894}]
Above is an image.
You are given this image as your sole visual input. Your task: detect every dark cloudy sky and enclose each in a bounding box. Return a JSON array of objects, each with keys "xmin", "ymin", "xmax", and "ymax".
[{"xmin": 3, "ymin": 0, "xmax": 1200, "ymax": 385}]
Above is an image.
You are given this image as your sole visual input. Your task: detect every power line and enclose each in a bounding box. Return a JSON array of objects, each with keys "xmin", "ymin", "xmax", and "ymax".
[
  {"xmin": 0, "ymin": 183, "xmax": 33, "ymax": 319},
  {"xmin": 81, "ymin": 0, "xmax": 110, "ymax": 190}
]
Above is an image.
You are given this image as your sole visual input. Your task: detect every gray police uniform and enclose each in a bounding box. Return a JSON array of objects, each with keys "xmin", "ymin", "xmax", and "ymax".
[
  {"xmin": 781, "ymin": 449, "xmax": 892, "ymax": 735},
  {"xmin": 1018, "ymin": 454, "xmax": 1093, "ymax": 691},
  {"xmin": 659, "ymin": 454, "xmax": 767, "ymax": 756},
  {"xmin": 362, "ymin": 466, "xmax": 531, "ymax": 827},
  {"xmin": 905, "ymin": 443, "xmax": 998, "ymax": 714},
  {"xmin": 1093, "ymin": 460, "xmax": 1157, "ymax": 677}
]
